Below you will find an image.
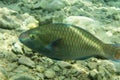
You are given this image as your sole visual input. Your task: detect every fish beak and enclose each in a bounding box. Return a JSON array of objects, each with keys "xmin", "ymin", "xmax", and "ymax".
[{"xmin": 19, "ymin": 32, "xmax": 29, "ymax": 43}]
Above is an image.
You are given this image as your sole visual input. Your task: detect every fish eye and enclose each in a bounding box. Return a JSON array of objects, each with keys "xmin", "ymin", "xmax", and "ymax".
[{"xmin": 30, "ymin": 34, "xmax": 35, "ymax": 40}]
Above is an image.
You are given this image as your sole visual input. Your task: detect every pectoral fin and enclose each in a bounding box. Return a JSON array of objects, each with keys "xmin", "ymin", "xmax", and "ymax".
[{"xmin": 45, "ymin": 38, "xmax": 62, "ymax": 52}]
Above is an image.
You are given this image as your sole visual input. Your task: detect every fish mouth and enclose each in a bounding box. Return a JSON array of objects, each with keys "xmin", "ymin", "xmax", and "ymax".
[{"xmin": 19, "ymin": 32, "xmax": 29, "ymax": 43}]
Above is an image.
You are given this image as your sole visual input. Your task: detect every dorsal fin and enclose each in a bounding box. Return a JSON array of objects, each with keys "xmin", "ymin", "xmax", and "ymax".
[{"xmin": 39, "ymin": 19, "xmax": 53, "ymax": 26}]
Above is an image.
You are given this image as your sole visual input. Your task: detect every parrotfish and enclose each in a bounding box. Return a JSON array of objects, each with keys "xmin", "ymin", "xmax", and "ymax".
[{"xmin": 19, "ymin": 23, "xmax": 120, "ymax": 60}]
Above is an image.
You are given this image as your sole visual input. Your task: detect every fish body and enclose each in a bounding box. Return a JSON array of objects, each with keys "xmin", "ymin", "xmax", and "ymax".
[{"xmin": 19, "ymin": 23, "xmax": 120, "ymax": 60}]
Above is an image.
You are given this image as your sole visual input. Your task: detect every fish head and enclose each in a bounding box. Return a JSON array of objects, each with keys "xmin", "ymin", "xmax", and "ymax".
[
  {"xmin": 19, "ymin": 28, "xmax": 60, "ymax": 59},
  {"xmin": 19, "ymin": 29, "xmax": 49, "ymax": 53}
]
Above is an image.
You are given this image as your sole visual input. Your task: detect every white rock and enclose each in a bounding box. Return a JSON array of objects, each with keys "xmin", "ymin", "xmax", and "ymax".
[
  {"xmin": 106, "ymin": 31, "xmax": 113, "ymax": 37},
  {"xmin": 36, "ymin": 65, "xmax": 45, "ymax": 73},
  {"xmin": 12, "ymin": 42, "xmax": 23, "ymax": 54},
  {"xmin": 20, "ymin": 13, "xmax": 38, "ymax": 30},
  {"xmin": 63, "ymin": 16, "xmax": 95, "ymax": 29}
]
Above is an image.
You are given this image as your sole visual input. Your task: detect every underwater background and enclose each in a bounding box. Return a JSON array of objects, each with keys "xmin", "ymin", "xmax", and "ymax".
[{"xmin": 0, "ymin": 0, "xmax": 120, "ymax": 80}]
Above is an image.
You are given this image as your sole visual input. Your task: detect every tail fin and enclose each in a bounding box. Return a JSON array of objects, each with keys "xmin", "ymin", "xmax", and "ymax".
[
  {"xmin": 101, "ymin": 43, "xmax": 120, "ymax": 61},
  {"xmin": 112, "ymin": 44, "xmax": 120, "ymax": 60},
  {"xmin": 102, "ymin": 44, "xmax": 117, "ymax": 60}
]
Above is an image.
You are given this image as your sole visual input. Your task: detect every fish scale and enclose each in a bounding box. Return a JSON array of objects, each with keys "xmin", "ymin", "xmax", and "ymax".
[
  {"xmin": 69, "ymin": 26, "xmax": 102, "ymax": 57},
  {"xmin": 55, "ymin": 24, "xmax": 101, "ymax": 58},
  {"xmin": 19, "ymin": 23, "xmax": 120, "ymax": 60}
]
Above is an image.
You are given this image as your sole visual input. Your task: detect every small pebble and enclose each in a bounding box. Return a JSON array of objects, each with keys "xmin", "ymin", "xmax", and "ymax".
[
  {"xmin": 53, "ymin": 66, "xmax": 60, "ymax": 72},
  {"xmin": 14, "ymin": 65, "xmax": 29, "ymax": 73},
  {"xmin": 57, "ymin": 61, "xmax": 72, "ymax": 69},
  {"xmin": 89, "ymin": 69, "xmax": 98, "ymax": 78},
  {"xmin": 12, "ymin": 42, "xmax": 23, "ymax": 54},
  {"xmin": 36, "ymin": 65, "xmax": 45, "ymax": 73},
  {"xmin": 44, "ymin": 69, "xmax": 55, "ymax": 78},
  {"xmin": 87, "ymin": 62, "xmax": 97, "ymax": 70},
  {"xmin": 36, "ymin": 73, "xmax": 44, "ymax": 80}
]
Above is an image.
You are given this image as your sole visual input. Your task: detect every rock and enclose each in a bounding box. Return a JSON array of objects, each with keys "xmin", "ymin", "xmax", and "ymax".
[
  {"xmin": 87, "ymin": 62, "xmax": 98, "ymax": 70},
  {"xmin": 39, "ymin": 0, "xmax": 66, "ymax": 11},
  {"xmin": 105, "ymin": 27, "xmax": 120, "ymax": 43},
  {"xmin": 9, "ymin": 65, "xmax": 34, "ymax": 79},
  {"xmin": 63, "ymin": 0, "xmax": 79, "ymax": 5},
  {"xmin": 0, "ymin": 71, "xmax": 7, "ymax": 80},
  {"xmin": 18, "ymin": 56, "xmax": 35, "ymax": 68},
  {"xmin": 0, "ymin": 7, "xmax": 38, "ymax": 30},
  {"xmin": 1, "ymin": 0, "xmax": 18, "ymax": 4},
  {"xmin": 86, "ymin": 58, "xmax": 99, "ymax": 70},
  {"xmin": 0, "ymin": 7, "xmax": 20, "ymax": 29},
  {"xmin": 9, "ymin": 74, "xmax": 35, "ymax": 80},
  {"xmin": 13, "ymin": 65, "xmax": 29, "ymax": 74},
  {"xmin": 19, "ymin": 13, "xmax": 38, "ymax": 30},
  {"xmin": 64, "ymin": 78, "xmax": 72, "ymax": 80},
  {"xmin": 96, "ymin": 60, "xmax": 115, "ymax": 80},
  {"xmin": 89, "ymin": 69, "xmax": 98, "ymax": 78},
  {"xmin": 40, "ymin": 57, "xmax": 54, "ymax": 67},
  {"xmin": 0, "ymin": 66, "xmax": 8, "ymax": 80},
  {"xmin": 44, "ymin": 69, "xmax": 56, "ymax": 78},
  {"xmin": 57, "ymin": 61, "xmax": 72, "ymax": 69},
  {"xmin": 32, "ymin": 1, "xmax": 43, "ymax": 9},
  {"xmin": 6, "ymin": 63, "xmax": 18, "ymax": 72},
  {"xmin": 0, "ymin": 30, "xmax": 18, "ymax": 62},
  {"xmin": 74, "ymin": 61, "xmax": 88, "ymax": 72},
  {"xmin": 20, "ymin": 0, "xmax": 38, "ymax": 9},
  {"xmin": 98, "ymin": 60, "xmax": 116, "ymax": 74},
  {"xmin": 21, "ymin": 0, "xmax": 37, "ymax": 3},
  {"xmin": 114, "ymin": 76, "xmax": 120, "ymax": 80},
  {"xmin": 58, "ymin": 76, "xmax": 65, "ymax": 80},
  {"xmin": 21, "ymin": 0, "xmax": 66, "ymax": 11},
  {"xmin": 63, "ymin": 16, "xmax": 95, "ymax": 27},
  {"xmin": 12, "ymin": 76, "xmax": 34, "ymax": 80},
  {"xmin": 35, "ymin": 73, "xmax": 44, "ymax": 80},
  {"xmin": 21, "ymin": 44, "xmax": 33, "ymax": 56},
  {"xmin": 53, "ymin": 66, "xmax": 60, "ymax": 72},
  {"xmin": 36, "ymin": 65, "xmax": 45, "ymax": 73},
  {"xmin": 3, "ymin": 51, "xmax": 18, "ymax": 62},
  {"xmin": 11, "ymin": 42, "xmax": 23, "ymax": 54}
]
